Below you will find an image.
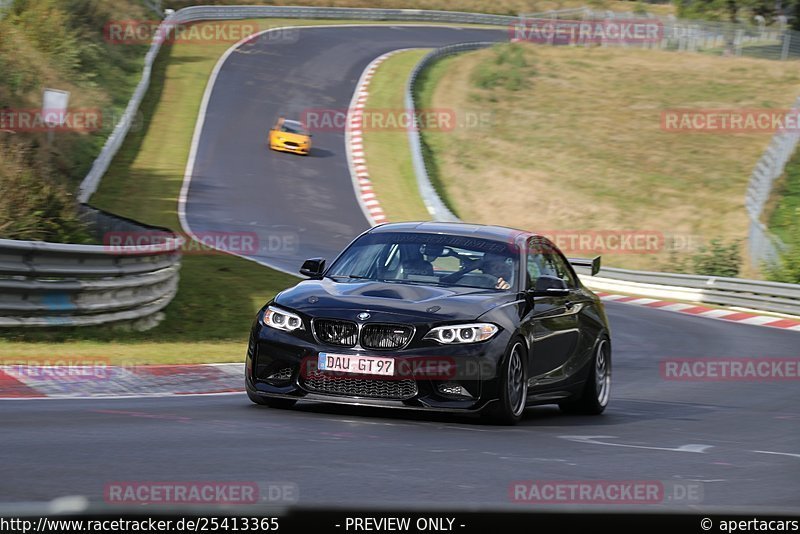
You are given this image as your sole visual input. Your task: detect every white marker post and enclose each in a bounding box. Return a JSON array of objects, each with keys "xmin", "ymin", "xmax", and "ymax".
[{"xmin": 42, "ymin": 88, "xmax": 70, "ymax": 145}]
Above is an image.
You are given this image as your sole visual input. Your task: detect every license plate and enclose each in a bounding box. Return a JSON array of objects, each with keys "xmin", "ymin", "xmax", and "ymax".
[{"xmin": 317, "ymin": 353, "xmax": 394, "ymax": 376}]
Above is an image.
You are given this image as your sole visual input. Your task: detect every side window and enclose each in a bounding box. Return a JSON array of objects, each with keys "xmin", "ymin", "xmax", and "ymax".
[
  {"xmin": 546, "ymin": 250, "xmax": 577, "ymax": 288},
  {"xmin": 526, "ymin": 238, "xmax": 577, "ymax": 289},
  {"xmin": 525, "ymin": 238, "xmax": 545, "ymax": 289}
]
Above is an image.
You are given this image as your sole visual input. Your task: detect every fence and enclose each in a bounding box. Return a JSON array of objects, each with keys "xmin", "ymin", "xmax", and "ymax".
[{"xmin": 0, "ymin": 206, "xmax": 182, "ymax": 329}]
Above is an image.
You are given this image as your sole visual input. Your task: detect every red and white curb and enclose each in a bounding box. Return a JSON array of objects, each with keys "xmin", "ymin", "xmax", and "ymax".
[
  {"xmin": 597, "ymin": 292, "xmax": 800, "ymax": 331},
  {"xmin": 0, "ymin": 363, "xmax": 244, "ymax": 400},
  {"xmin": 346, "ymin": 49, "xmax": 416, "ymax": 226}
]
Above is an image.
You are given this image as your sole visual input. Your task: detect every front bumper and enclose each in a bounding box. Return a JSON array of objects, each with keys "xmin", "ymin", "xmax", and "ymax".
[
  {"xmin": 245, "ymin": 323, "xmax": 509, "ymax": 412},
  {"xmin": 270, "ymin": 141, "xmax": 309, "ymax": 155}
]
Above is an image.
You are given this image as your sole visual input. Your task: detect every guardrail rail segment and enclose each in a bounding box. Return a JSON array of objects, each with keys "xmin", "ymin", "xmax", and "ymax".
[
  {"xmin": 0, "ymin": 206, "xmax": 182, "ymax": 329},
  {"xmin": 571, "ymin": 265, "xmax": 800, "ymax": 316}
]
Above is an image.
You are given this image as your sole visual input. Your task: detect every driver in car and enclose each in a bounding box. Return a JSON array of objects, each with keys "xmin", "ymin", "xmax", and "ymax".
[{"xmin": 481, "ymin": 253, "xmax": 513, "ymax": 290}]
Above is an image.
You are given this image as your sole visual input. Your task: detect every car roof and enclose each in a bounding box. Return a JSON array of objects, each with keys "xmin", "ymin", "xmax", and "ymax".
[
  {"xmin": 282, "ymin": 119, "xmax": 304, "ymax": 128},
  {"xmin": 367, "ymin": 221, "xmax": 535, "ymax": 244}
]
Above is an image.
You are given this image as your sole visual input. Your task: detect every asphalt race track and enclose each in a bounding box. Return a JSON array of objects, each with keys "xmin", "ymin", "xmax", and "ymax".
[
  {"xmin": 2, "ymin": 304, "xmax": 799, "ymax": 509},
  {"xmin": 2, "ymin": 25, "xmax": 798, "ymax": 511},
  {"xmin": 183, "ymin": 25, "xmax": 507, "ymax": 274}
]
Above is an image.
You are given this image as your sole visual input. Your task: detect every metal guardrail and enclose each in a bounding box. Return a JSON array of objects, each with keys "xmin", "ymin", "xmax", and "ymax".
[
  {"xmin": 0, "ymin": 206, "xmax": 182, "ymax": 328},
  {"xmin": 572, "ymin": 265, "xmax": 800, "ymax": 316}
]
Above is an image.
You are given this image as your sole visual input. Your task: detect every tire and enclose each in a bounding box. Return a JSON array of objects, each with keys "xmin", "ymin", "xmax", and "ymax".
[
  {"xmin": 486, "ymin": 339, "xmax": 528, "ymax": 425},
  {"xmin": 247, "ymin": 390, "xmax": 297, "ymax": 409},
  {"xmin": 559, "ymin": 336, "xmax": 611, "ymax": 415}
]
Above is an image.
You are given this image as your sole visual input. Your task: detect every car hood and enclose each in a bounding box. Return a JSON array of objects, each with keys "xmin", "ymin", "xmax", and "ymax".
[
  {"xmin": 274, "ymin": 278, "xmax": 517, "ymax": 322},
  {"xmin": 272, "ymin": 130, "xmax": 309, "ymax": 143}
]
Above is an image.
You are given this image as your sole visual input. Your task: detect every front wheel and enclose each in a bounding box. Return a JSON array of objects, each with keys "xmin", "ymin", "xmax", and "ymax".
[
  {"xmin": 486, "ymin": 339, "xmax": 528, "ymax": 425},
  {"xmin": 559, "ymin": 337, "xmax": 611, "ymax": 415}
]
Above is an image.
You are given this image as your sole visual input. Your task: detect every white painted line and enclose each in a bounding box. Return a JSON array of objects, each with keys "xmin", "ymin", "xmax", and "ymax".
[
  {"xmin": 752, "ymin": 450, "xmax": 800, "ymax": 459},
  {"xmin": 559, "ymin": 435, "xmax": 714, "ymax": 454}
]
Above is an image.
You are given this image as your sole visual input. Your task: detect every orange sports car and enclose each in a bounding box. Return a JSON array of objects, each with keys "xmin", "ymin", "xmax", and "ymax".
[{"xmin": 268, "ymin": 118, "xmax": 311, "ymax": 155}]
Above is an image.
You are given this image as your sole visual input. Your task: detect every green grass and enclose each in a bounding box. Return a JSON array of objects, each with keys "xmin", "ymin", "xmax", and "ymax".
[
  {"xmin": 767, "ymin": 155, "xmax": 800, "ymax": 245},
  {"xmin": 362, "ymin": 49, "xmax": 432, "ymax": 222},
  {"xmin": 765, "ymin": 148, "xmax": 800, "ymax": 283}
]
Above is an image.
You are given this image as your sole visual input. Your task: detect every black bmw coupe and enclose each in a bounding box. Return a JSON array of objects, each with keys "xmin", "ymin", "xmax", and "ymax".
[{"xmin": 246, "ymin": 222, "xmax": 611, "ymax": 424}]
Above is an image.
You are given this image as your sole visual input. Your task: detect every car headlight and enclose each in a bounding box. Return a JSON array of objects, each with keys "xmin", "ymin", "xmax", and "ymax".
[
  {"xmin": 423, "ymin": 323, "xmax": 498, "ymax": 344},
  {"xmin": 263, "ymin": 305, "xmax": 303, "ymax": 332}
]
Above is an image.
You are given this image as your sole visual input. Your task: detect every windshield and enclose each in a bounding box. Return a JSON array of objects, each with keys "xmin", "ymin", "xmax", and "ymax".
[
  {"xmin": 327, "ymin": 232, "xmax": 518, "ymax": 290},
  {"xmin": 280, "ymin": 121, "xmax": 308, "ymax": 135}
]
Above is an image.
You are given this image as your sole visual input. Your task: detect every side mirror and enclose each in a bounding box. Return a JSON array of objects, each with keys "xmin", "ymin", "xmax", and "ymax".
[
  {"xmin": 300, "ymin": 258, "xmax": 326, "ymax": 279},
  {"xmin": 530, "ymin": 275, "xmax": 570, "ymax": 297}
]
